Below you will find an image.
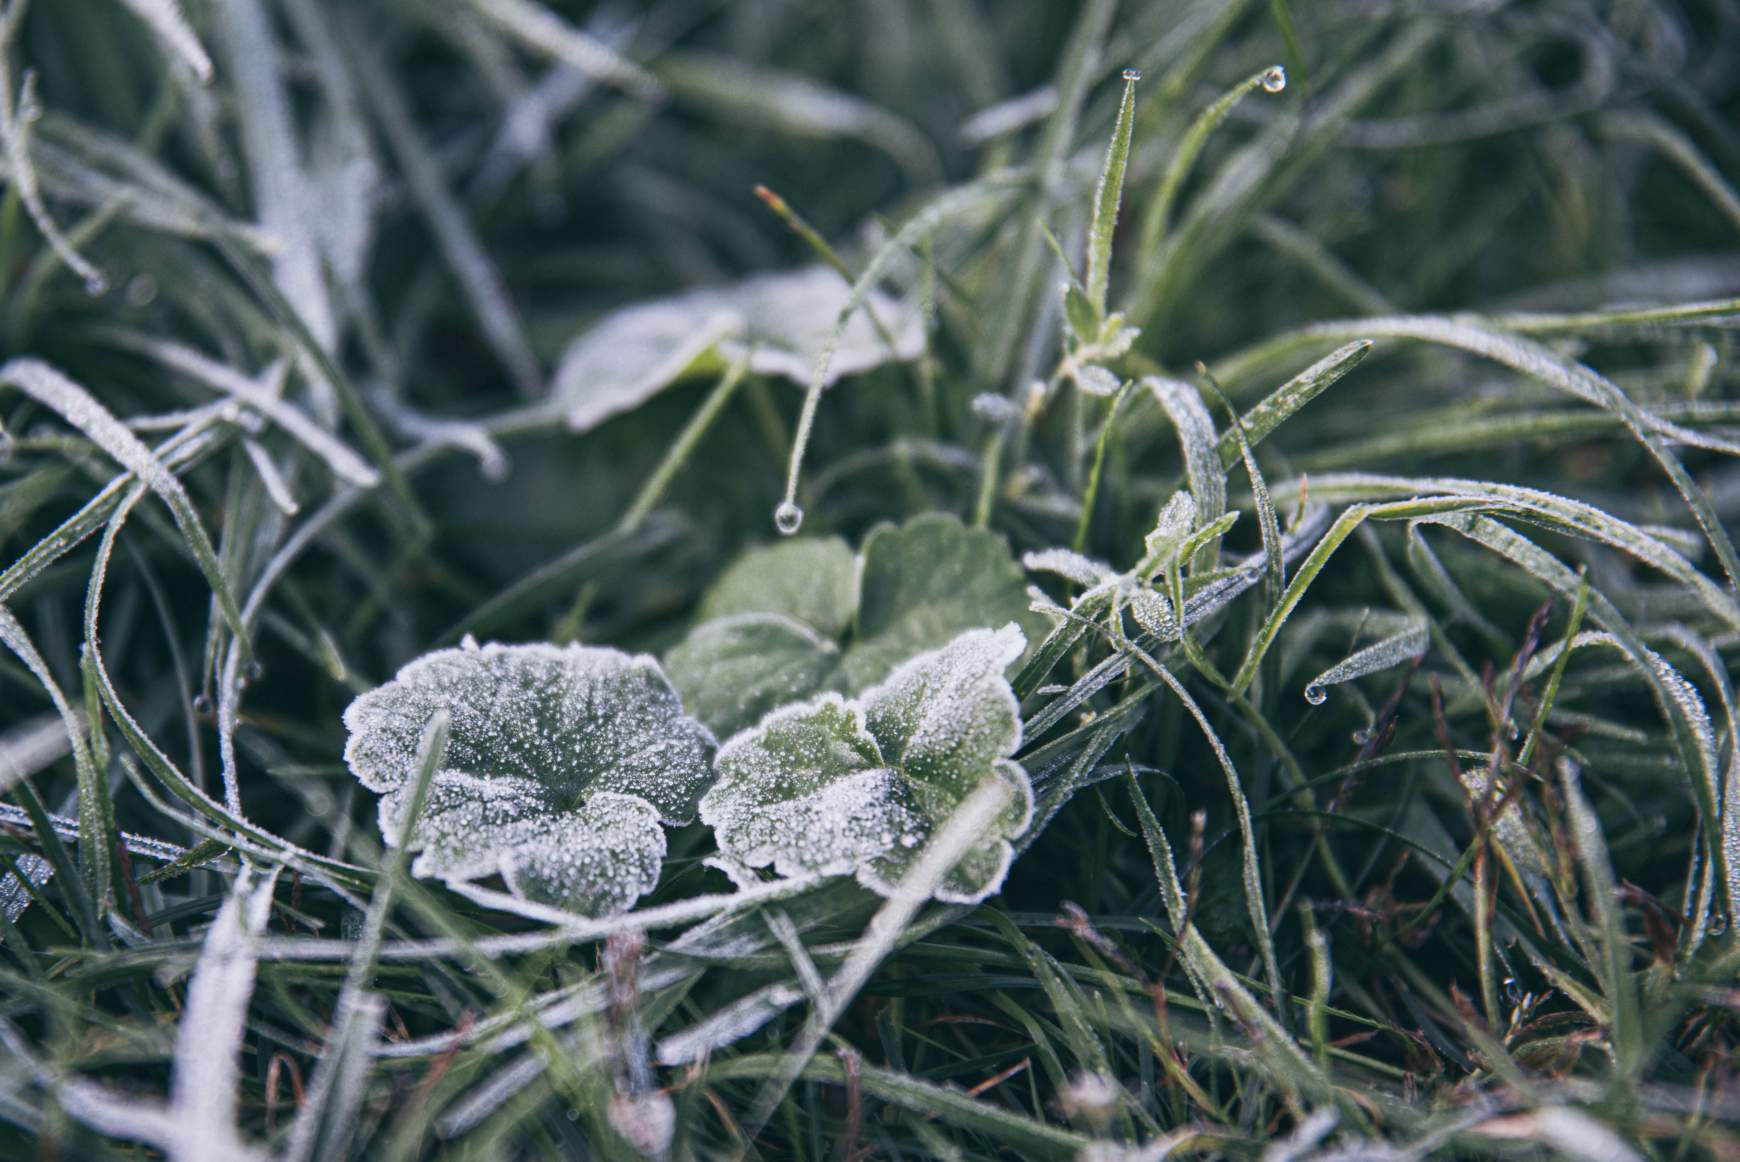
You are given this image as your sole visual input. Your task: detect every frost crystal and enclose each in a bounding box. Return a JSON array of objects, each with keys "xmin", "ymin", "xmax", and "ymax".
[
  {"xmin": 343, "ymin": 642, "xmax": 715, "ymax": 915},
  {"xmin": 700, "ymin": 625, "xmax": 1032, "ymax": 904}
]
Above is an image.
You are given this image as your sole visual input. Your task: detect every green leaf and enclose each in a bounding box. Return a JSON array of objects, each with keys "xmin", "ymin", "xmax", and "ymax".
[
  {"xmin": 1083, "ymin": 67, "xmax": 1140, "ymax": 317},
  {"xmin": 696, "ymin": 537, "xmax": 858, "ymax": 637},
  {"xmin": 343, "ymin": 641, "xmax": 715, "ymax": 915},
  {"xmin": 1145, "ymin": 377, "xmax": 1227, "ymax": 573},
  {"xmin": 841, "ymin": 514, "xmax": 1042, "ymax": 693},
  {"xmin": 1063, "ymin": 281, "xmax": 1099, "ymax": 345},
  {"xmin": 701, "ymin": 626, "xmax": 1032, "ymax": 904},
  {"xmin": 666, "ymin": 614, "xmax": 840, "ymax": 739},
  {"xmin": 667, "ymin": 514, "xmax": 1041, "ymax": 737}
]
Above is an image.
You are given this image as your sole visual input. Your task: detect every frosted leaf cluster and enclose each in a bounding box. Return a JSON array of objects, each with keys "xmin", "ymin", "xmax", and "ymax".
[
  {"xmin": 343, "ymin": 641, "xmax": 715, "ymax": 916},
  {"xmin": 553, "ymin": 265, "xmax": 924, "ymax": 432},
  {"xmin": 666, "ymin": 514, "xmax": 1042, "ymax": 738},
  {"xmin": 700, "ymin": 625, "xmax": 1032, "ymax": 904}
]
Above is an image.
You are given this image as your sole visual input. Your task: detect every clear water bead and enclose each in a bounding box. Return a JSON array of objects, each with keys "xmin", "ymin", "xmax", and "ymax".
[
  {"xmin": 1303, "ymin": 683, "xmax": 1327, "ymax": 706},
  {"xmin": 773, "ymin": 501, "xmax": 804, "ymax": 536},
  {"xmin": 83, "ymin": 272, "xmax": 110, "ymax": 297},
  {"xmin": 1261, "ymin": 66, "xmax": 1287, "ymax": 94},
  {"xmin": 1121, "ymin": 68, "xmax": 1142, "ymax": 82}
]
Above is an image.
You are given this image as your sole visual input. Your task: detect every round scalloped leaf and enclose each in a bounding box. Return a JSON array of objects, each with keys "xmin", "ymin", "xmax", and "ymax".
[
  {"xmin": 838, "ymin": 515, "xmax": 1043, "ymax": 692},
  {"xmin": 379, "ymin": 776, "xmax": 665, "ymax": 914},
  {"xmin": 344, "ymin": 641, "xmax": 715, "ymax": 915},
  {"xmin": 859, "ymin": 623, "xmax": 1026, "ymax": 800},
  {"xmin": 695, "ymin": 537, "xmax": 858, "ymax": 637},
  {"xmin": 504, "ymin": 794, "xmax": 666, "ymax": 915},
  {"xmin": 700, "ymin": 626, "xmax": 1031, "ymax": 904},
  {"xmin": 665, "ymin": 614, "xmax": 840, "ymax": 739}
]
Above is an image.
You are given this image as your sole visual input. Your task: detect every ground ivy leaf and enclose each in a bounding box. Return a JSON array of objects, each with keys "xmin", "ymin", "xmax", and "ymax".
[
  {"xmin": 700, "ymin": 626, "xmax": 1032, "ymax": 904},
  {"xmin": 696, "ymin": 537, "xmax": 858, "ymax": 637},
  {"xmin": 343, "ymin": 641, "xmax": 715, "ymax": 915},
  {"xmin": 840, "ymin": 515, "xmax": 1042, "ymax": 692},
  {"xmin": 666, "ymin": 614, "xmax": 840, "ymax": 739}
]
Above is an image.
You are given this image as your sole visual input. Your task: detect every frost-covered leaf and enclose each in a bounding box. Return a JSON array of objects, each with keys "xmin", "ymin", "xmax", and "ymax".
[
  {"xmin": 343, "ymin": 641, "xmax": 714, "ymax": 915},
  {"xmin": 695, "ymin": 537, "xmax": 858, "ymax": 637},
  {"xmin": 554, "ymin": 301, "xmax": 738, "ymax": 433},
  {"xmin": 1071, "ymin": 362, "xmax": 1121, "ymax": 397},
  {"xmin": 1146, "ymin": 377, "xmax": 1226, "ymax": 572},
  {"xmin": 1129, "ymin": 588, "xmax": 1179, "ymax": 640},
  {"xmin": 666, "ymin": 514, "xmax": 1039, "ymax": 737},
  {"xmin": 700, "ymin": 695, "xmax": 902, "ymax": 877},
  {"xmin": 1022, "ymin": 547, "xmax": 1114, "ymax": 587},
  {"xmin": 1302, "ymin": 614, "xmax": 1429, "ymax": 705},
  {"xmin": 666, "ymin": 615, "xmax": 840, "ymax": 739},
  {"xmin": 840, "ymin": 515, "xmax": 1043, "ymax": 693},
  {"xmin": 554, "ymin": 265, "xmax": 923, "ymax": 432},
  {"xmin": 1139, "ymin": 490, "xmax": 1197, "ymax": 579},
  {"xmin": 701, "ymin": 626, "xmax": 1031, "ymax": 904}
]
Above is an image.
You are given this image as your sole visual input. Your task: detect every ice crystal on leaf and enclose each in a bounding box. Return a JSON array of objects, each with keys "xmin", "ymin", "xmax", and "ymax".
[
  {"xmin": 343, "ymin": 642, "xmax": 715, "ymax": 915},
  {"xmin": 700, "ymin": 625, "xmax": 1032, "ymax": 904},
  {"xmin": 666, "ymin": 514, "xmax": 1043, "ymax": 738}
]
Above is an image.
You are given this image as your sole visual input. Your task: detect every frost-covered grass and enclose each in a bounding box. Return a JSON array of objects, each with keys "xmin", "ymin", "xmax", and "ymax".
[{"xmin": 2, "ymin": 0, "xmax": 1740, "ymax": 1157}]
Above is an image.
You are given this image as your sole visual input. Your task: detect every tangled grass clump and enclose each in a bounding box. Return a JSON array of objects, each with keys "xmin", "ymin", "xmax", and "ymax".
[{"xmin": 1, "ymin": 0, "xmax": 1739, "ymax": 1157}]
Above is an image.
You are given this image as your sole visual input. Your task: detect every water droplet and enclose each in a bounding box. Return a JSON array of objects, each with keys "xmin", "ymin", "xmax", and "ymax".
[
  {"xmin": 1303, "ymin": 683, "xmax": 1327, "ymax": 706},
  {"xmin": 773, "ymin": 501, "xmax": 804, "ymax": 536},
  {"xmin": 1711, "ymin": 913, "xmax": 1730, "ymax": 936},
  {"xmin": 244, "ymin": 658, "xmax": 265, "ymax": 682},
  {"xmin": 1121, "ymin": 68, "xmax": 1143, "ymax": 83},
  {"xmin": 84, "ymin": 272, "xmax": 110, "ymax": 297},
  {"xmin": 192, "ymin": 692, "xmax": 213, "ymax": 716},
  {"xmin": 1261, "ymin": 66, "xmax": 1287, "ymax": 94},
  {"xmin": 126, "ymin": 275, "xmax": 158, "ymax": 307}
]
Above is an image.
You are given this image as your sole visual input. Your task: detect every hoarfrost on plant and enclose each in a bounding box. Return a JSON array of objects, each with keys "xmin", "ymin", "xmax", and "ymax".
[
  {"xmin": 699, "ymin": 625, "xmax": 1032, "ymax": 904},
  {"xmin": 344, "ymin": 641, "xmax": 714, "ymax": 915}
]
